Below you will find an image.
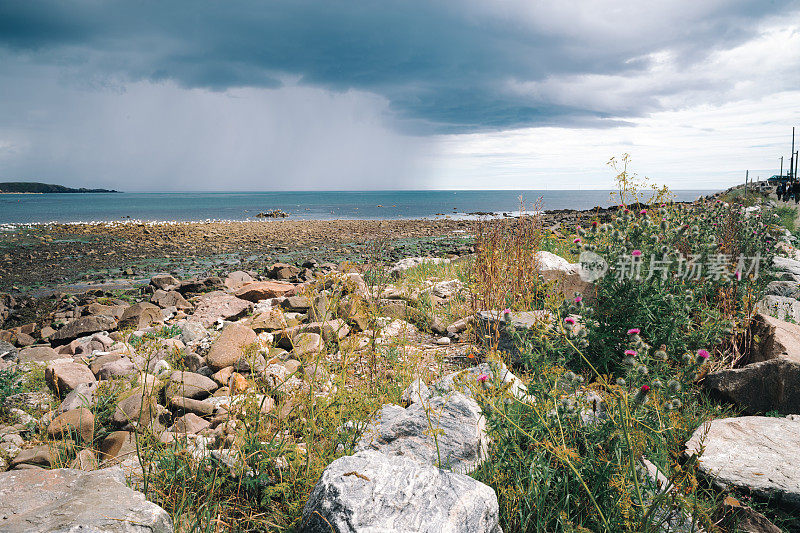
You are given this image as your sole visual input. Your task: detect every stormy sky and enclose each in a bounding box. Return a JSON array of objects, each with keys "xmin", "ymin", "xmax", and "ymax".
[{"xmin": 0, "ymin": 1, "xmax": 798, "ymax": 190}]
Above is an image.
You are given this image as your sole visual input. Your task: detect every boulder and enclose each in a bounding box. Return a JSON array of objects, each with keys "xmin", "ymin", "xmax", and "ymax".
[
  {"xmin": 248, "ymin": 309, "xmax": 288, "ymax": 331},
  {"xmin": 47, "ymin": 407, "xmax": 94, "ymax": 443},
  {"xmin": 45, "ymin": 361, "xmax": 97, "ymax": 398},
  {"xmin": 99, "ymin": 430, "xmax": 136, "ymax": 462},
  {"xmin": 704, "ymin": 358, "xmax": 800, "ymax": 414},
  {"xmin": 86, "ymin": 302, "xmax": 127, "ymax": 319},
  {"xmin": 118, "ymin": 302, "xmax": 162, "ymax": 330},
  {"xmin": 388, "ymin": 257, "xmax": 450, "ymax": 277},
  {"xmin": 49, "ymin": 315, "xmax": 117, "ymax": 344},
  {"xmin": 292, "ymin": 332, "xmax": 324, "ymax": 357},
  {"xmin": 18, "ymin": 345, "xmax": 60, "ymax": 364},
  {"xmin": 282, "ymin": 295, "xmax": 311, "ymax": 312},
  {"xmin": 169, "ymin": 396, "xmax": 215, "ymax": 417},
  {"xmin": 685, "ymin": 416, "xmax": 800, "ymax": 509},
  {"xmin": 765, "ymin": 280, "xmax": 800, "ymax": 299},
  {"xmin": 756, "ymin": 295, "xmax": 800, "ymax": 323},
  {"xmin": 57, "ymin": 382, "xmax": 99, "ymax": 414},
  {"xmin": 172, "ymin": 413, "xmax": 210, "ymax": 434},
  {"xmin": 234, "ymin": 281, "xmax": 295, "ymax": 302},
  {"xmin": 180, "ymin": 321, "xmax": 208, "ymax": 343},
  {"xmin": 301, "ymin": 450, "xmax": 502, "ymax": 533},
  {"xmin": 9, "ymin": 445, "xmax": 52, "ymax": 468},
  {"xmin": 151, "ymin": 289, "xmax": 193, "ymax": 310},
  {"xmin": 269, "ymin": 262, "xmax": 301, "ymax": 280},
  {"xmin": 189, "ymin": 291, "xmax": 253, "ymax": 328},
  {"xmin": 0, "ymin": 467, "xmax": 173, "ymax": 532},
  {"xmin": 0, "ymin": 339, "xmax": 18, "ymax": 362},
  {"xmin": 150, "ymin": 273, "xmax": 180, "ymax": 290},
  {"xmin": 112, "ymin": 388, "xmax": 160, "ymax": 428},
  {"xmin": 205, "ymin": 324, "xmax": 258, "ymax": 371},
  {"xmin": 355, "ymin": 391, "xmax": 488, "ymax": 473},
  {"xmin": 535, "ymin": 250, "xmax": 596, "ymax": 302},
  {"xmin": 750, "ymin": 313, "xmax": 800, "ymax": 364},
  {"xmin": 167, "ymin": 371, "xmax": 218, "ymax": 400},
  {"xmin": 224, "ymin": 270, "xmax": 254, "ymax": 290}
]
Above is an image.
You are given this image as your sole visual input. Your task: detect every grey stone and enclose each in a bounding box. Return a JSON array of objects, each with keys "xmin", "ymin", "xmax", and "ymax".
[
  {"xmin": 0, "ymin": 467, "xmax": 173, "ymax": 532},
  {"xmin": 750, "ymin": 313, "xmax": 800, "ymax": 364},
  {"xmin": 301, "ymin": 450, "xmax": 502, "ymax": 533},
  {"xmin": 756, "ymin": 295, "xmax": 800, "ymax": 323},
  {"xmin": 50, "ymin": 315, "xmax": 117, "ymax": 344},
  {"xmin": 18, "ymin": 345, "xmax": 60, "ymax": 364},
  {"xmin": 118, "ymin": 302, "xmax": 162, "ymax": 330},
  {"xmin": 180, "ymin": 321, "xmax": 208, "ymax": 344},
  {"xmin": 355, "ymin": 391, "xmax": 487, "ymax": 473},
  {"xmin": 766, "ymin": 280, "xmax": 800, "ymax": 299},
  {"xmin": 433, "ymin": 361, "xmax": 532, "ymax": 403},
  {"xmin": 188, "ymin": 291, "xmax": 252, "ymax": 328},
  {"xmin": 0, "ymin": 340, "xmax": 18, "ymax": 362},
  {"xmin": 400, "ymin": 378, "xmax": 430, "ymax": 405},
  {"xmin": 704, "ymin": 358, "xmax": 800, "ymax": 415},
  {"xmin": 474, "ymin": 310, "xmax": 552, "ymax": 359},
  {"xmin": 685, "ymin": 416, "xmax": 800, "ymax": 509},
  {"xmin": 167, "ymin": 371, "xmax": 218, "ymax": 400},
  {"xmin": 57, "ymin": 382, "xmax": 99, "ymax": 414}
]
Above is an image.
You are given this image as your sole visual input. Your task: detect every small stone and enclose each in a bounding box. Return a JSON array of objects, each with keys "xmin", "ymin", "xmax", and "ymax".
[
  {"xmin": 172, "ymin": 413, "xmax": 210, "ymax": 434},
  {"xmin": 206, "ymin": 323, "xmax": 258, "ymax": 371},
  {"xmin": 46, "ymin": 361, "xmax": 97, "ymax": 398}
]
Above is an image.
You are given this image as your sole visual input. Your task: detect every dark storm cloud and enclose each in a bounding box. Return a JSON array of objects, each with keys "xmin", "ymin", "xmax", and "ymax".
[{"xmin": 1, "ymin": 0, "xmax": 796, "ymax": 133}]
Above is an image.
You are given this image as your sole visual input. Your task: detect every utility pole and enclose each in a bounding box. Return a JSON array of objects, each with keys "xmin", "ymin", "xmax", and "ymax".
[
  {"xmin": 745, "ymin": 170, "xmax": 749, "ymax": 196},
  {"xmin": 791, "ymin": 127, "xmax": 796, "ymax": 181},
  {"xmin": 781, "ymin": 156, "xmax": 784, "ymax": 178}
]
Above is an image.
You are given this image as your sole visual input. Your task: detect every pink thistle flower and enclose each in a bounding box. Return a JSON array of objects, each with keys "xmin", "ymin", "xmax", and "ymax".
[
  {"xmin": 502, "ymin": 308, "xmax": 512, "ymax": 314},
  {"xmin": 573, "ymin": 237, "xmax": 582, "ymax": 244},
  {"xmin": 477, "ymin": 373, "xmax": 489, "ymax": 383},
  {"xmin": 574, "ymin": 296, "xmax": 583, "ymax": 303},
  {"xmin": 564, "ymin": 317, "xmax": 576, "ymax": 325},
  {"xmin": 627, "ymin": 328, "xmax": 640, "ymax": 335},
  {"xmin": 632, "ymin": 250, "xmax": 642, "ymax": 257},
  {"xmin": 639, "ymin": 209, "xmax": 647, "ymax": 215},
  {"xmin": 640, "ymin": 385, "xmax": 650, "ymax": 393},
  {"xmin": 697, "ymin": 349, "xmax": 710, "ymax": 360},
  {"xmin": 624, "ymin": 349, "xmax": 637, "ymax": 356}
]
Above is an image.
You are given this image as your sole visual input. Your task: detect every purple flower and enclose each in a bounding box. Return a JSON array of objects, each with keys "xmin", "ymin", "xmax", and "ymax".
[
  {"xmin": 697, "ymin": 349, "xmax": 710, "ymax": 360},
  {"xmin": 574, "ymin": 296, "xmax": 582, "ymax": 303},
  {"xmin": 639, "ymin": 209, "xmax": 647, "ymax": 215},
  {"xmin": 632, "ymin": 250, "xmax": 642, "ymax": 257},
  {"xmin": 564, "ymin": 317, "xmax": 576, "ymax": 325},
  {"xmin": 573, "ymin": 237, "xmax": 582, "ymax": 244},
  {"xmin": 477, "ymin": 373, "xmax": 489, "ymax": 383},
  {"xmin": 627, "ymin": 328, "xmax": 640, "ymax": 335},
  {"xmin": 624, "ymin": 349, "xmax": 637, "ymax": 356}
]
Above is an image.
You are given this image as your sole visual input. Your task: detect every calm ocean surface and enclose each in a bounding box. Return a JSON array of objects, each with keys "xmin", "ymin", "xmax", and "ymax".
[{"xmin": 0, "ymin": 190, "xmax": 715, "ymax": 224}]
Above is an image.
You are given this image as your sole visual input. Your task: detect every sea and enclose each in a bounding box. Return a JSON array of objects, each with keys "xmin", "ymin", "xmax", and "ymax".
[{"xmin": 0, "ymin": 190, "xmax": 716, "ymax": 225}]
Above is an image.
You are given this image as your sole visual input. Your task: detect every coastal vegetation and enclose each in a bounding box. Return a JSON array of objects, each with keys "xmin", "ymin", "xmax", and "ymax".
[{"xmin": 0, "ymin": 169, "xmax": 797, "ymax": 532}]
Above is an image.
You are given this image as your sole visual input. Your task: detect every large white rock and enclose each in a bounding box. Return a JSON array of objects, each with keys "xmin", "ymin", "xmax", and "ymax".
[
  {"xmin": 756, "ymin": 295, "xmax": 800, "ymax": 323},
  {"xmin": 0, "ymin": 466, "xmax": 173, "ymax": 532},
  {"xmin": 301, "ymin": 450, "xmax": 502, "ymax": 533},
  {"xmin": 685, "ymin": 416, "xmax": 800, "ymax": 509},
  {"xmin": 355, "ymin": 391, "xmax": 488, "ymax": 473}
]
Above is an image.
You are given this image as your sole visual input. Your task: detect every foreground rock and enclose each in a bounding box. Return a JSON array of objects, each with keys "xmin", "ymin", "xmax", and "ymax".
[
  {"xmin": 685, "ymin": 416, "xmax": 800, "ymax": 509},
  {"xmin": 704, "ymin": 359, "xmax": 800, "ymax": 415},
  {"xmin": 50, "ymin": 315, "xmax": 116, "ymax": 344},
  {"xmin": 355, "ymin": 391, "xmax": 487, "ymax": 473},
  {"xmin": 301, "ymin": 450, "xmax": 502, "ymax": 533},
  {"xmin": 190, "ymin": 291, "xmax": 253, "ymax": 327},
  {"xmin": 750, "ymin": 313, "xmax": 800, "ymax": 364},
  {"xmin": 0, "ymin": 467, "xmax": 173, "ymax": 532},
  {"xmin": 206, "ymin": 324, "xmax": 258, "ymax": 371}
]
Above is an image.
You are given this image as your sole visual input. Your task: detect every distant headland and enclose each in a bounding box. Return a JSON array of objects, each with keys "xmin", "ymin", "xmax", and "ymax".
[{"xmin": 0, "ymin": 182, "xmax": 120, "ymax": 193}]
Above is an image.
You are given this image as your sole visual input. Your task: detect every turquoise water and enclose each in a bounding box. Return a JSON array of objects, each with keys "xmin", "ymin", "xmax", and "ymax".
[{"xmin": 0, "ymin": 190, "xmax": 714, "ymax": 224}]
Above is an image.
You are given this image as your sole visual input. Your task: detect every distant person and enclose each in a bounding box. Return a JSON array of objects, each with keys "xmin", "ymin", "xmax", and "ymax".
[
  {"xmin": 777, "ymin": 182, "xmax": 785, "ymax": 201},
  {"xmin": 793, "ymin": 181, "xmax": 800, "ymax": 204}
]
